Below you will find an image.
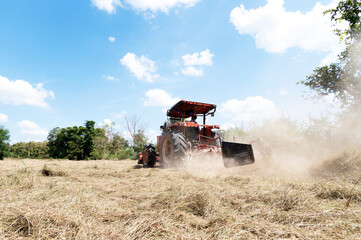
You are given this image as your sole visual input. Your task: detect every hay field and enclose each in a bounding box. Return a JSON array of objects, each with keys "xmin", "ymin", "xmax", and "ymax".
[{"xmin": 0, "ymin": 158, "xmax": 360, "ymax": 239}]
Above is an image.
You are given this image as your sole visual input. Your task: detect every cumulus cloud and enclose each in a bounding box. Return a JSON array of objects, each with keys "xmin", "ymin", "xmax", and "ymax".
[
  {"xmin": 230, "ymin": 0, "xmax": 344, "ymax": 65},
  {"xmin": 108, "ymin": 36, "xmax": 116, "ymax": 42},
  {"xmin": 103, "ymin": 75, "xmax": 118, "ymax": 81},
  {"xmin": 98, "ymin": 119, "xmax": 114, "ymax": 128},
  {"xmin": 182, "ymin": 49, "xmax": 214, "ymax": 66},
  {"xmin": 181, "ymin": 49, "xmax": 214, "ymax": 77},
  {"xmin": 18, "ymin": 120, "xmax": 48, "ymax": 139},
  {"xmin": 120, "ymin": 53, "xmax": 159, "ymax": 83},
  {"xmin": 144, "ymin": 89, "xmax": 180, "ymax": 107},
  {"xmin": 111, "ymin": 111, "xmax": 127, "ymax": 119},
  {"xmin": 0, "ymin": 75, "xmax": 55, "ymax": 108},
  {"xmin": 125, "ymin": 0, "xmax": 200, "ymax": 13},
  {"xmin": 0, "ymin": 113, "xmax": 8, "ymax": 123},
  {"xmin": 181, "ymin": 66, "xmax": 204, "ymax": 77},
  {"xmin": 219, "ymin": 96, "xmax": 278, "ymax": 124},
  {"xmin": 92, "ymin": 0, "xmax": 200, "ymax": 14},
  {"xmin": 280, "ymin": 88, "xmax": 288, "ymax": 95},
  {"xmin": 91, "ymin": 0, "xmax": 122, "ymax": 14}
]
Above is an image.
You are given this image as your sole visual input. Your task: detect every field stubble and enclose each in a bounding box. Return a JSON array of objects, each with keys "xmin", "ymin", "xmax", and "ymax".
[{"xmin": 0, "ymin": 158, "xmax": 360, "ymax": 240}]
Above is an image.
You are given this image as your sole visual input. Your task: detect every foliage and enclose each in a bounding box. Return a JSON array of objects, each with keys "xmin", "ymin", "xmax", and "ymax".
[
  {"xmin": 0, "ymin": 125, "xmax": 10, "ymax": 160},
  {"xmin": 124, "ymin": 115, "xmax": 149, "ymax": 158},
  {"xmin": 299, "ymin": 0, "xmax": 361, "ymax": 107},
  {"xmin": 92, "ymin": 121, "xmax": 133, "ymax": 160},
  {"xmin": 132, "ymin": 129, "xmax": 148, "ymax": 157},
  {"xmin": 6, "ymin": 118, "xmax": 148, "ymax": 160},
  {"xmin": 9, "ymin": 141, "xmax": 49, "ymax": 159},
  {"xmin": 47, "ymin": 121, "xmax": 97, "ymax": 160},
  {"xmin": 219, "ymin": 126, "xmax": 248, "ymax": 143},
  {"xmin": 326, "ymin": 0, "xmax": 361, "ymax": 43},
  {"xmin": 84, "ymin": 121, "xmax": 96, "ymax": 160}
]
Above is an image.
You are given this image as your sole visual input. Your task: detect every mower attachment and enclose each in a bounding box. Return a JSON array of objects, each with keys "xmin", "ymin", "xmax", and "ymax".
[{"xmin": 222, "ymin": 141, "xmax": 255, "ymax": 168}]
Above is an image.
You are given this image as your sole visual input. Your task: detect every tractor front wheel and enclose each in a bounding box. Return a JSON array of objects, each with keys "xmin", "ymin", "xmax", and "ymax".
[
  {"xmin": 160, "ymin": 130, "xmax": 187, "ymax": 168},
  {"xmin": 142, "ymin": 144, "xmax": 156, "ymax": 168}
]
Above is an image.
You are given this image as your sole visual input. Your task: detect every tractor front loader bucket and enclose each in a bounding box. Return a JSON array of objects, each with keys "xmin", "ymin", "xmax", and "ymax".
[{"xmin": 221, "ymin": 141, "xmax": 255, "ymax": 168}]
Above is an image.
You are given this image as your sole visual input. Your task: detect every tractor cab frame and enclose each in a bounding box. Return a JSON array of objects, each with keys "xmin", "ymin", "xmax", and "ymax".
[
  {"xmin": 160, "ymin": 100, "xmax": 221, "ymax": 149},
  {"xmin": 138, "ymin": 100, "xmax": 255, "ymax": 168}
]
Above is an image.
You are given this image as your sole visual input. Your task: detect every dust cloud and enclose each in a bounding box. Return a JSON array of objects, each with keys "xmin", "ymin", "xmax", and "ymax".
[{"xmin": 184, "ymin": 39, "xmax": 361, "ymax": 179}]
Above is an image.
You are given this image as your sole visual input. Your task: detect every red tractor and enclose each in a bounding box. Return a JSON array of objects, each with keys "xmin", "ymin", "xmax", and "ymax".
[{"xmin": 138, "ymin": 100, "xmax": 255, "ymax": 168}]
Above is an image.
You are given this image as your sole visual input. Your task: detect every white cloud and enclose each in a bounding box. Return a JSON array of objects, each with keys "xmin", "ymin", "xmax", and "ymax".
[
  {"xmin": 98, "ymin": 118, "xmax": 114, "ymax": 128},
  {"xmin": 103, "ymin": 75, "xmax": 118, "ymax": 81},
  {"xmin": 181, "ymin": 66, "xmax": 204, "ymax": 77},
  {"xmin": 230, "ymin": 0, "xmax": 345, "ymax": 65},
  {"xmin": 120, "ymin": 53, "xmax": 159, "ymax": 83},
  {"xmin": 125, "ymin": 0, "xmax": 200, "ymax": 13},
  {"xmin": 122, "ymin": 129, "xmax": 132, "ymax": 142},
  {"xmin": 92, "ymin": 0, "xmax": 200, "ymax": 14},
  {"xmin": 0, "ymin": 75, "xmax": 55, "ymax": 108},
  {"xmin": 280, "ymin": 88, "xmax": 288, "ymax": 95},
  {"xmin": 17, "ymin": 120, "xmax": 48, "ymax": 139},
  {"xmin": 91, "ymin": 0, "xmax": 122, "ymax": 14},
  {"xmin": 0, "ymin": 113, "xmax": 8, "ymax": 123},
  {"xmin": 111, "ymin": 111, "xmax": 127, "ymax": 119},
  {"xmin": 219, "ymin": 96, "xmax": 278, "ymax": 124},
  {"xmin": 147, "ymin": 129, "xmax": 159, "ymax": 143},
  {"xmin": 180, "ymin": 49, "xmax": 214, "ymax": 77},
  {"xmin": 182, "ymin": 49, "xmax": 214, "ymax": 66},
  {"xmin": 108, "ymin": 36, "xmax": 116, "ymax": 42},
  {"xmin": 144, "ymin": 89, "xmax": 180, "ymax": 107}
]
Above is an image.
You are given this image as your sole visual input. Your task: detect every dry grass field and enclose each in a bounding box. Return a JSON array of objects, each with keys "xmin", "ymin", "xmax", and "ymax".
[{"xmin": 0, "ymin": 155, "xmax": 360, "ymax": 239}]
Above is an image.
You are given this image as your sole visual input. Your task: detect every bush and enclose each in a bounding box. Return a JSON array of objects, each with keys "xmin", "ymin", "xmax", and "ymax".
[
  {"xmin": 0, "ymin": 125, "xmax": 10, "ymax": 160},
  {"xmin": 9, "ymin": 142, "xmax": 49, "ymax": 159}
]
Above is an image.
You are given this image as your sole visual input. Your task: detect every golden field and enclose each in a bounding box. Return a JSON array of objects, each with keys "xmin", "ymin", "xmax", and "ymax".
[{"xmin": 0, "ymin": 157, "xmax": 360, "ymax": 239}]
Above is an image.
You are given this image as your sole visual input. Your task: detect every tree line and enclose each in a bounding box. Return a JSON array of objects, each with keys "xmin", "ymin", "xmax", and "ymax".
[{"xmin": 0, "ymin": 118, "xmax": 149, "ymax": 160}]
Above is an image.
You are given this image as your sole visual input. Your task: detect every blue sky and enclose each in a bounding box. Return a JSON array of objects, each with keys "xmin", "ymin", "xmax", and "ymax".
[{"xmin": 0, "ymin": 0, "xmax": 343, "ymax": 143}]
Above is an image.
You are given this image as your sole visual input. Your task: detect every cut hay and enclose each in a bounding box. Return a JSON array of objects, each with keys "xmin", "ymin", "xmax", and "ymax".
[
  {"xmin": 0, "ymin": 159, "xmax": 360, "ymax": 239},
  {"xmin": 311, "ymin": 146, "xmax": 361, "ymax": 179}
]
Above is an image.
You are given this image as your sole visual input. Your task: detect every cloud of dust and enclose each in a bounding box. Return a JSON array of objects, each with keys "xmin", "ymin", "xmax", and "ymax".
[
  {"xmin": 185, "ymin": 113, "xmax": 360, "ymax": 179},
  {"xmin": 184, "ymin": 118, "xmax": 322, "ymax": 178},
  {"xmin": 184, "ymin": 38, "xmax": 361, "ymax": 179}
]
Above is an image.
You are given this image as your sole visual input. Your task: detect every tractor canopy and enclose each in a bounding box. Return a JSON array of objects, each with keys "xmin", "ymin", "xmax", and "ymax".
[{"xmin": 167, "ymin": 100, "xmax": 216, "ymax": 118}]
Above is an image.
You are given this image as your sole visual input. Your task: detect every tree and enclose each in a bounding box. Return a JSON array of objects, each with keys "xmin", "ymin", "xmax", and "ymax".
[
  {"xmin": 84, "ymin": 120, "xmax": 96, "ymax": 159},
  {"xmin": 0, "ymin": 125, "xmax": 10, "ymax": 160},
  {"xmin": 9, "ymin": 141, "xmax": 49, "ymax": 159},
  {"xmin": 299, "ymin": 0, "xmax": 361, "ymax": 108},
  {"xmin": 124, "ymin": 115, "xmax": 149, "ymax": 155},
  {"xmin": 92, "ymin": 121, "xmax": 132, "ymax": 159},
  {"xmin": 47, "ymin": 121, "xmax": 97, "ymax": 160}
]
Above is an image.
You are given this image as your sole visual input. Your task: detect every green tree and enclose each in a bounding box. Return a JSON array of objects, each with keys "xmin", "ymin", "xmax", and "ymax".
[
  {"xmin": 47, "ymin": 121, "xmax": 98, "ymax": 160},
  {"xmin": 9, "ymin": 141, "xmax": 49, "ymax": 159},
  {"xmin": 0, "ymin": 125, "xmax": 10, "ymax": 160},
  {"xmin": 132, "ymin": 129, "xmax": 148, "ymax": 155},
  {"xmin": 299, "ymin": 0, "xmax": 361, "ymax": 107},
  {"xmin": 93, "ymin": 121, "xmax": 132, "ymax": 160},
  {"xmin": 84, "ymin": 120, "xmax": 96, "ymax": 159}
]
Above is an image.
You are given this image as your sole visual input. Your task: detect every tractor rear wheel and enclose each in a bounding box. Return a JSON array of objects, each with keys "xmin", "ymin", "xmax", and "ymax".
[
  {"xmin": 160, "ymin": 130, "xmax": 187, "ymax": 168},
  {"xmin": 142, "ymin": 144, "xmax": 156, "ymax": 168}
]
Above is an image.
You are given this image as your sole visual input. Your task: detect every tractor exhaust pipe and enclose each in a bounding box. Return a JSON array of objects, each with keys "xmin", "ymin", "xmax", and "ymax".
[{"xmin": 221, "ymin": 141, "xmax": 255, "ymax": 168}]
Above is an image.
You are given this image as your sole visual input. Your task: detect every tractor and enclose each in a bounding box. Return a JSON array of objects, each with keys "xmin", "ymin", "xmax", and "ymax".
[{"xmin": 138, "ymin": 100, "xmax": 255, "ymax": 168}]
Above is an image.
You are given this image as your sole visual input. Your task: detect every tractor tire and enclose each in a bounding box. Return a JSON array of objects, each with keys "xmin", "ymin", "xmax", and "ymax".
[
  {"xmin": 160, "ymin": 130, "xmax": 187, "ymax": 168},
  {"xmin": 142, "ymin": 144, "xmax": 156, "ymax": 168}
]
